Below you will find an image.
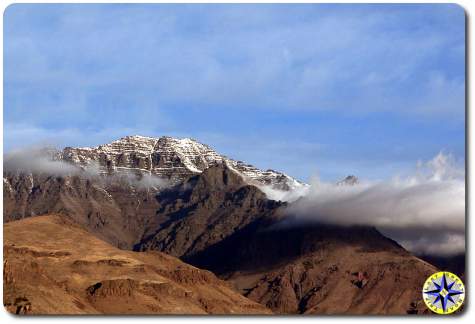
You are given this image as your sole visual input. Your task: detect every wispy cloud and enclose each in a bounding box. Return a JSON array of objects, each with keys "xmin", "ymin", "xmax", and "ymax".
[
  {"xmin": 4, "ymin": 145, "xmax": 169, "ymax": 189},
  {"xmin": 5, "ymin": 4, "xmax": 464, "ymax": 120},
  {"xmin": 4, "ymin": 146, "xmax": 80, "ymax": 176}
]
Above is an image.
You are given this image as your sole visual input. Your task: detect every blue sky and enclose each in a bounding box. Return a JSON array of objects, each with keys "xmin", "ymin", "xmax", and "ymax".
[{"xmin": 4, "ymin": 4, "xmax": 465, "ymax": 181}]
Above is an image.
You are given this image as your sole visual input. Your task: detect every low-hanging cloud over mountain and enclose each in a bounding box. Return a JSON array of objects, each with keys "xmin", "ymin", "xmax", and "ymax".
[
  {"xmin": 4, "ymin": 146, "xmax": 81, "ymax": 176},
  {"xmin": 3, "ymin": 146, "xmax": 169, "ymax": 190},
  {"xmin": 266, "ymin": 152, "xmax": 465, "ymax": 256}
]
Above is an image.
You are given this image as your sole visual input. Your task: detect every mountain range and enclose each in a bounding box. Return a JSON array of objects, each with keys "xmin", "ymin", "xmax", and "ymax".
[{"xmin": 3, "ymin": 135, "xmax": 450, "ymax": 315}]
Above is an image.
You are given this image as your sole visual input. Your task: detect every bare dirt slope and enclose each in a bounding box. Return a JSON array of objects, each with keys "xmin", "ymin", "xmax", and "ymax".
[{"xmin": 3, "ymin": 215, "xmax": 272, "ymax": 315}]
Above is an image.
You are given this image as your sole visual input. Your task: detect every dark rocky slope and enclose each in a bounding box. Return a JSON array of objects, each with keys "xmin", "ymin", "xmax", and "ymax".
[
  {"xmin": 4, "ymin": 164, "xmax": 283, "ymax": 255},
  {"xmin": 134, "ymin": 165, "xmax": 283, "ymax": 258}
]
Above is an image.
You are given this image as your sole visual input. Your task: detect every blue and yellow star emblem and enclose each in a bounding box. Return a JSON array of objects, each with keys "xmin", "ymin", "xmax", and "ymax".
[{"xmin": 423, "ymin": 271, "xmax": 465, "ymax": 314}]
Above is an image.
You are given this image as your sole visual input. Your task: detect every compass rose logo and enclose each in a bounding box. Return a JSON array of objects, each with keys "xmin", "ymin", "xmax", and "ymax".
[{"xmin": 423, "ymin": 271, "xmax": 465, "ymax": 314}]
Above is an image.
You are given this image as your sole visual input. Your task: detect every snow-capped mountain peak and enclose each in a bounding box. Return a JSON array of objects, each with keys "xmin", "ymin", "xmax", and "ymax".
[{"xmin": 61, "ymin": 135, "xmax": 306, "ymax": 190}]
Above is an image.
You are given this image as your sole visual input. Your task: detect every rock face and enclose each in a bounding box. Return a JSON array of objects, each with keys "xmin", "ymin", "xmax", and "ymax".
[
  {"xmin": 61, "ymin": 135, "xmax": 305, "ymax": 190},
  {"xmin": 134, "ymin": 165, "xmax": 284, "ymax": 258},
  {"xmin": 3, "ymin": 215, "xmax": 272, "ymax": 315}
]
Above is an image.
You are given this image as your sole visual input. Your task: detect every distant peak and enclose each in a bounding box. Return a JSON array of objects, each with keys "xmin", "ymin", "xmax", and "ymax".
[{"xmin": 337, "ymin": 175, "xmax": 359, "ymax": 186}]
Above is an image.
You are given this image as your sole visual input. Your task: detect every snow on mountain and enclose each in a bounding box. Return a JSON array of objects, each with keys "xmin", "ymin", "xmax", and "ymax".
[{"xmin": 61, "ymin": 135, "xmax": 306, "ymax": 191}]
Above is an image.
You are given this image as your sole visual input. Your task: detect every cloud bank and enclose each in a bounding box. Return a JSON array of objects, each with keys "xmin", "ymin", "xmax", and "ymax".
[
  {"xmin": 3, "ymin": 146, "xmax": 169, "ymax": 190},
  {"xmin": 268, "ymin": 152, "xmax": 465, "ymax": 256},
  {"xmin": 4, "ymin": 147, "xmax": 80, "ymax": 176}
]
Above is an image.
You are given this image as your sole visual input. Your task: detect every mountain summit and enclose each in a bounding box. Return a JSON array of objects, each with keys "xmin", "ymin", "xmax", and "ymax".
[{"xmin": 61, "ymin": 135, "xmax": 305, "ymax": 191}]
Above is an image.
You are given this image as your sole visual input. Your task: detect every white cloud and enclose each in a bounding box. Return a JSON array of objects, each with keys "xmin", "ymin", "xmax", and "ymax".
[{"xmin": 270, "ymin": 152, "xmax": 465, "ymax": 256}]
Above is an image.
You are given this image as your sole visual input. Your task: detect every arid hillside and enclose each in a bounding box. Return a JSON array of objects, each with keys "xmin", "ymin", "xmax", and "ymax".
[{"xmin": 3, "ymin": 215, "xmax": 272, "ymax": 315}]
